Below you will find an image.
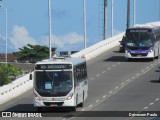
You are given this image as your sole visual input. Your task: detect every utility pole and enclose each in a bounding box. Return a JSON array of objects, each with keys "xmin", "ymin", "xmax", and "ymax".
[
  {"xmin": 111, "ymin": 0, "xmax": 113, "ymax": 37},
  {"xmin": 0, "ymin": 2, "xmax": 8, "ymax": 66},
  {"xmin": 159, "ymin": 0, "xmax": 160, "ymax": 20},
  {"xmin": 127, "ymin": 0, "xmax": 130, "ymax": 29},
  {"xmin": 104, "ymin": 0, "xmax": 107, "ymax": 39},
  {"xmin": 133, "ymin": 0, "xmax": 136, "ymax": 25},
  {"xmin": 48, "ymin": 0, "xmax": 52, "ymax": 59},
  {"xmin": 83, "ymin": 0, "xmax": 87, "ymax": 49}
]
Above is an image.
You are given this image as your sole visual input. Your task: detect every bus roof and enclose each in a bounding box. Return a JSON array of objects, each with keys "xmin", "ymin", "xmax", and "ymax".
[
  {"xmin": 130, "ymin": 21, "xmax": 160, "ymax": 29},
  {"xmin": 36, "ymin": 57, "xmax": 86, "ymax": 66}
]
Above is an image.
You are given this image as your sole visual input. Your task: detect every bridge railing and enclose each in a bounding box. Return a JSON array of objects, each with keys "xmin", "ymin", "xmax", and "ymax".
[{"xmin": 71, "ymin": 32, "xmax": 125, "ymax": 61}]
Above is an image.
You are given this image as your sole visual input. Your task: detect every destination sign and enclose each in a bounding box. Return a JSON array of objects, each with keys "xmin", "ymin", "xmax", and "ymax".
[
  {"xmin": 35, "ymin": 64, "xmax": 72, "ymax": 70},
  {"xmin": 127, "ymin": 29, "xmax": 152, "ymax": 33}
]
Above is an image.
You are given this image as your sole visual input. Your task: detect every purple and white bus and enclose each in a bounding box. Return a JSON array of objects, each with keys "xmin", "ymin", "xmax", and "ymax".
[{"xmin": 125, "ymin": 22, "xmax": 160, "ymax": 61}]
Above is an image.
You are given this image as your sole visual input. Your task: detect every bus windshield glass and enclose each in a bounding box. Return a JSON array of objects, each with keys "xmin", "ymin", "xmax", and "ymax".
[
  {"xmin": 126, "ymin": 32, "xmax": 154, "ymax": 50},
  {"xmin": 35, "ymin": 71, "xmax": 72, "ymax": 97}
]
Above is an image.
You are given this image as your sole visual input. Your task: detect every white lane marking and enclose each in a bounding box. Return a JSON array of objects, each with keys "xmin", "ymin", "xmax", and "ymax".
[
  {"xmin": 121, "ymin": 83, "xmax": 124, "ymax": 85},
  {"xmin": 136, "ymin": 73, "xmax": 139, "ymax": 76},
  {"xmin": 155, "ymin": 98, "xmax": 159, "ymax": 101},
  {"xmin": 113, "ymin": 65, "xmax": 116, "ymax": 67},
  {"xmin": 150, "ymin": 64, "xmax": 154, "ymax": 66},
  {"xmin": 102, "ymin": 71, "xmax": 106, "ymax": 73},
  {"xmin": 141, "ymin": 70, "xmax": 145, "ymax": 72},
  {"xmin": 144, "ymin": 107, "xmax": 148, "ymax": 110},
  {"xmin": 146, "ymin": 67, "xmax": 150, "ymax": 69},
  {"xmin": 109, "ymin": 91, "xmax": 113, "ymax": 94},
  {"xmin": 88, "ymin": 105, "xmax": 93, "ymax": 108},
  {"xmin": 96, "ymin": 100, "xmax": 99, "ymax": 103},
  {"xmin": 81, "ymin": 108, "xmax": 85, "ymax": 111},
  {"xmin": 96, "ymin": 74, "xmax": 100, "ymax": 77},
  {"xmin": 132, "ymin": 77, "xmax": 135, "ymax": 79},
  {"xmin": 126, "ymin": 79, "xmax": 130, "ymax": 82},
  {"xmin": 149, "ymin": 103, "xmax": 154, "ymax": 106},
  {"xmin": 90, "ymin": 78, "xmax": 94, "ymax": 80},
  {"xmin": 103, "ymin": 95, "xmax": 106, "ymax": 98},
  {"xmin": 108, "ymin": 68, "xmax": 111, "ymax": 70},
  {"xmin": 115, "ymin": 86, "xmax": 119, "ymax": 89}
]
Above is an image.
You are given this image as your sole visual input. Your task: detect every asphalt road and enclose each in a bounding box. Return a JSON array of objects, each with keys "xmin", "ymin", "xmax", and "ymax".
[{"xmin": 1, "ymin": 46, "xmax": 160, "ymax": 120}]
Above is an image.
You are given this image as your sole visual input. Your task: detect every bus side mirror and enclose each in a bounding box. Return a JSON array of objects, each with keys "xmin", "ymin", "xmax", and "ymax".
[{"xmin": 29, "ymin": 74, "xmax": 32, "ymax": 80}]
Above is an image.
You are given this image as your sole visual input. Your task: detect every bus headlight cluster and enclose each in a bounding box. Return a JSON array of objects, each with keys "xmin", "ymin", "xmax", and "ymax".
[
  {"xmin": 149, "ymin": 49, "xmax": 153, "ymax": 53},
  {"xmin": 34, "ymin": 93, "xmax": 42, "ymax": 101},
  {"xmin": 126, "ymin": 50, "xmax": 130, "ymax": 53},
  {"xmin": 66, "ymin": 93, "xmax": 74, "ymax": 100}
]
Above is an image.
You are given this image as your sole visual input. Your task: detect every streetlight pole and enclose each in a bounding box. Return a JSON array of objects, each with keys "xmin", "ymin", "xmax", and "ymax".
[
  {"xmin": 111, "ymin": 0, "xmax": 113, "ymax": 37},
  {"xmin": 127, "ymin": 0, "xmax": 130, "ymax": 29},
  {"xmin": 104, "ymin": 0, "xmax": 107, "ymax": 39},
  {"xmin": 159, "ymin": 0, "xmax": 160, "ymax": 20},
  {"xmin": 83, "ymin": 0, "xmax": 87, "ymax": 49},
  {"xmin": 0, "ymin": 4, "xmax": 7, "ymax": 65},
  {"xmin": 133, "ymin": 0, "xmax": 136, "ymax": 25},
  {"xmin": 5, "ymin": 8, "xmax": 7, "ymax": 65},
  {"xmin": 48, "ymin": 0, "xmax": 52, "ymax": 59}
]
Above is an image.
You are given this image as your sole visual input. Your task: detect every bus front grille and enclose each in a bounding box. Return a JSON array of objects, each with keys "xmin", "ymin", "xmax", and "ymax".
[
  {"xmin": 43, "ymin": 102, "xmax": 64, "ymax": 106},
  {"xmin": 130, "ymin": 53, "xmax": 148, "ymax": 57}
]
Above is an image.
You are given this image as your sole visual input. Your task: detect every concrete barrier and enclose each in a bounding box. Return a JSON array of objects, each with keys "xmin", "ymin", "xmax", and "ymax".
[
  {"xmin": 71, "ymin": 32, "xmax": 124, "ymax": 61},
  {"xmin": 0, "ymin": 73, "xmax": 33, "ymax": 105}
]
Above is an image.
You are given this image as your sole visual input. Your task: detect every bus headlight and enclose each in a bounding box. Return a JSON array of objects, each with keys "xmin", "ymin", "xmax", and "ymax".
[
  {"xmin": 149, "ymin": 49, "xmax": 153, "ymax": 53},
  {"xmin": 34, "ymin": 93, "xmax": 42, "ymax": 101},
  {"xmin": 66, "ymin": 93, "xmax": 74, "ymax": 100},
  {"xmin": 125, "ymin": 49, "xmax": 129, "ymax": 53}
]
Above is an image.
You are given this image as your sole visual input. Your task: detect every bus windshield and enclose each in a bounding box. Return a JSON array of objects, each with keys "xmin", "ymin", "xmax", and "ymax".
[
  {"xmin": 35, "ymin": 71, "xmax": 73, "ymax": 97},
  {"xmin": 126, "ymin": 32, "xmax": 154, "ymax": 50}
]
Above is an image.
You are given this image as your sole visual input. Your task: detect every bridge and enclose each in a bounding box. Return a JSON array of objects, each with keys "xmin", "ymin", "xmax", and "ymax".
[
  {"xmin": 0, "ymin": 0, "xmax": 160, "ymax": 119},
  {"xmin": 0, "ymin": 27, "xmax": 160, "ymax": 119}
]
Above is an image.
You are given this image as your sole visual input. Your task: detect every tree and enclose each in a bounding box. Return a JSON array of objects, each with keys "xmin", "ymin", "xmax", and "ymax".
[
  {"xmin": 13, "ymin": 44, "xmax": 54, "ymax": 62},
  {"xmin": 0, "ymin": 63, "xmax": 22, "ymax": 86}
]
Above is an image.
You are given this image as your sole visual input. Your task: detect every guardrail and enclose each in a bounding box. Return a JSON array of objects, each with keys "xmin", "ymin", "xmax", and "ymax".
[
  {"xmin": 71, "ymin": 32, "xmax": 124, "ymax": 60},
  {"xmin": 0, "ymin": 72, "xmax": 33, "ymax": 104}
]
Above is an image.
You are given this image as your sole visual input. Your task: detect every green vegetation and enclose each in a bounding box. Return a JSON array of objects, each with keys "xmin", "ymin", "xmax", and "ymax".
[
  {"xmin": 0, "ymin": 63, "xmax": 22, "ymax": 86},
  {"xmin": 13, "ymin": 44, "xmax": 51, "ymax": 62}
]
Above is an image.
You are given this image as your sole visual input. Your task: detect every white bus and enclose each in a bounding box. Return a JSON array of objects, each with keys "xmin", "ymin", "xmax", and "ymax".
[
  {"xmin": 125, "ymin": 22, "xmax": 160, "ymax": 60},
  {"xmin": 30, "ymin": 57, "xmax": 88, "ymax": 111}
]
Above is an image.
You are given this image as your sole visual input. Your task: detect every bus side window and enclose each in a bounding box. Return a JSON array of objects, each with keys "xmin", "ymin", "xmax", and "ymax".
[{"xmin": 74, "ymin": 68, "xmax": 77, "ymax": 86}]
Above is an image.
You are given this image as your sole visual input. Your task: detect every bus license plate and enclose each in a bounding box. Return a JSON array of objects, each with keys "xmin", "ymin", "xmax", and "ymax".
[
  {"xmin": 137, "ymin": 55, "xmax": 142, "ymax": 57},
  {"xmin": 50, "ymin": 104, "xmax": 57, "ymax": 107}
]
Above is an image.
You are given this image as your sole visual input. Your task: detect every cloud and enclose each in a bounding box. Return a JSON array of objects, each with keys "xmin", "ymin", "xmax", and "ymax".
[
  {"xmin": 42, "ymin": 32, "xmax": 84, "ymax": 50},
  {"xmin": 10, "ymin": 25, "xmax": 37, "ymax": 50},
  {"xmin": 9, "ymin": 25, "xmax": 84, "ymax": 51}
]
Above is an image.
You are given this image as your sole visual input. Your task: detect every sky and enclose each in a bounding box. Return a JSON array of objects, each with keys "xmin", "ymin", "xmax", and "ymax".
[{"xmin": 0, "ymin": 0, "xmax": 159, "ymax": 53}]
